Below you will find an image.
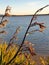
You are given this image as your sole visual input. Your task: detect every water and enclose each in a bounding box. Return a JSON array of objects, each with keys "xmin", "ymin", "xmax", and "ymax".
[{"xmin": 0, "ymin": 15, "xmax": 49, "ymax": 55}]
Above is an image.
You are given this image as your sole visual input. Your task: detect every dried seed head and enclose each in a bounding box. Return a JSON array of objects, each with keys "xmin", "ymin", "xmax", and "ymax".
[
  {"xmin": 34, "ymin": 22, "xmax": 46, "ymax": 32},
  {"xmin": 0, "ymin": 30, "xmax": 7, "ymax": 34},
  {"xmin": 0, "ymin": 20, "xmax": 8, "ymax": 28},
  {"xmin": 5, "ymin": 6, "xmax": 11, "ymax": 16}
]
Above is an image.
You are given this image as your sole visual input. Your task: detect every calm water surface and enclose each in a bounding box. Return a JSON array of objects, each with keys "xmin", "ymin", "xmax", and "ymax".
[{"xmin": 0, "ymin": 15, "xmax": 49, "ymax": 55}]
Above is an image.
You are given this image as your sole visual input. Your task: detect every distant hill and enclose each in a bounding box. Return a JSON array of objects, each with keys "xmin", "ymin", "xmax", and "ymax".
[
  {"xmin": 11, "ymin": 14, "xmax": 49, "ymax": 16},
  {"xmin": 0, "ymin": 14, "xmax": 49, "ymax": 17}
]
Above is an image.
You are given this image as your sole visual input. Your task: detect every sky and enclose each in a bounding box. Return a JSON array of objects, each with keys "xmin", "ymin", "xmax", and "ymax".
[{"xmin": 0, "ymin": 0, "xmax": 49, "ymax": 15}]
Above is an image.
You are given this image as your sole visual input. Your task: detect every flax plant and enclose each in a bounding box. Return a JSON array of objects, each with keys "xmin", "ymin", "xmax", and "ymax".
[{"xmin": 6, "ymin": 5, "xmax": 49, "ymax": 65}]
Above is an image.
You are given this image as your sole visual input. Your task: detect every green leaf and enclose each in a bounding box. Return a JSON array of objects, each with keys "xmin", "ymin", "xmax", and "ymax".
[{"xmin": 0, "ymin": 48, "xmax": 2, "ymax": 65}]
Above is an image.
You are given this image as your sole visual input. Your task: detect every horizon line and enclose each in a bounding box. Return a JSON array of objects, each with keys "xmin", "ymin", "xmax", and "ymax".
[{"xmin": 0, "ymin": 13, "xmax": 49, "ymax": 16}]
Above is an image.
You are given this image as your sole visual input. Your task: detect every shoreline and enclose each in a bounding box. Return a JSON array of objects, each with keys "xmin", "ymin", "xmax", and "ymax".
[{"xmin": 0, "ymin": 14, "xmax": 49, "ymax": 17}]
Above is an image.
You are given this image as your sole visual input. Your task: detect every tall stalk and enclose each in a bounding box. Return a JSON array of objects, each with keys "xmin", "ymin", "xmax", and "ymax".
[{"xmin": 6, "ymin": 5, "xmax": 49, "ymax": 65}]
